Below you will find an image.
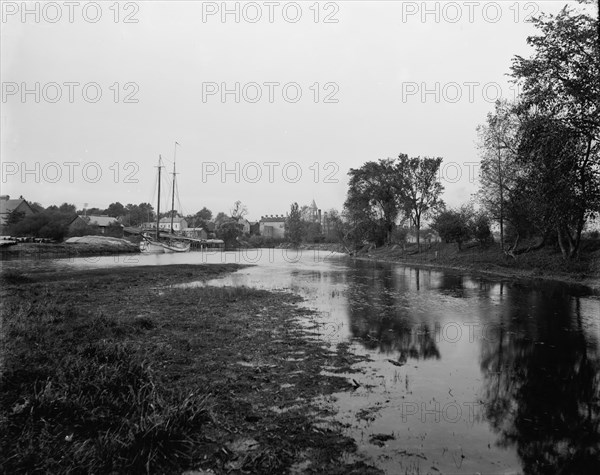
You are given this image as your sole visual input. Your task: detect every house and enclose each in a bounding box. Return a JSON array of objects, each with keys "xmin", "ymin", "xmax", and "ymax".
[
  {"xmin": 249, "ymin": 221, "xmax": 260, "ymax": 235},
  {"xmin": 259, "ymin": 215, "xmax": 286, "ymax": 239},
  {"xmin": 182, "ymin": 227, "xmax": 208, "ymax": 240},
  {"xmin": 234, "ymin": 217, "xmax": 250, "ymax": 234},
  {"xmin": 158, "ymin": 217, "xmax": 188, "ymax": 232},
  {"xmin": 0, "ymin": 195, "xmax": 34, "ymax": 225},
  {"xmin": 68, "ymin": 215, "xmax": 123, "ymax": 236}
]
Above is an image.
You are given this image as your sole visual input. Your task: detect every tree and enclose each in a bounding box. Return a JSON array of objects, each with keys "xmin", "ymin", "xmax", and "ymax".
[
  {"xmin": 344, "ymin": 159, "xmax": 402, "ymax": 246},
  {"xmin": 477, "ymin": 100, "xmax": 520, "ymax": 250},
  {"xmin": 396, "ymin": 154, "xmax": 445, "ymax": 252},
  {"xmin": 230, "ymin": 200, "xmax": 248, "ymax": 219},
  {"xmin": 30, "ymin": 202, "xmax": 44, "ymax": 213},
  {"xmin": 6, "ymin": 210, "xmax": 26, "ymax": 226},
  {"xmin": 515, "ymin": 113, "xmax": 598, "ymax": 258},
  {"xmin": 106, "ymin": 202, "xmax": 126, "ymax": 218},
  {"xmin": 510, "ymin": 5, "xmax": 600, "ymax": 259},
  {"xmin": 187, "ymin": 207, "xmax": 212, "ymax": 229},
  {"xmin": 213, "ymin": 212, "xmax": 229, "ymax": 229},
  {"xmin": 216, "ymin": 221, "xmax": 242, "ymax": 249},
  {"xmin": 432, "ymin": 207, "xmax": 472, "ymax": 250},
  {"xmin": 470, "ymin": 211, "xmax": 493, "ymax": 246},
  {"xmin": 124, "ymin": 203, "xmax": 154, "ymax": 226},
  {"xmin": 58, "ymin": 203, "xmax": 76, "ymax": 214},
  {"xmin": 285, "ymin": 202, "xmax": 303, "ymax": 246}
]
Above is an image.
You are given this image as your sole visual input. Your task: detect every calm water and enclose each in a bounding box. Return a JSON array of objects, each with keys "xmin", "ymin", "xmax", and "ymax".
[{"xmin": 4, "ymin": 249, "xmax": 600, "ymax": 474}]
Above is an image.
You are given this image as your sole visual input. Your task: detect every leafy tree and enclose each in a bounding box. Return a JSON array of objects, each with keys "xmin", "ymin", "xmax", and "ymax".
[
  {"xmin": 285, "ymin": 202, "xmax": 303, "ymax": 246},
  {"xmin": 344, "ymin": 159, "xmax": 402, "ymax": 246},
  {"xmin": 187, "ymin": 207, "xmax": 213, "ymax": 230},
  {"xmin": 470, "ymin": 211, "xmax": 493, "ymax": 246},
  {"xmin": 510, "ymin": 5, "xmax": 600, "ymax": 258},
  {"xmin": 477, "ymin": 100, "xmax": 520, "ymax": 250},
  {"xmin": 515, "ymin": 114, "xmax": 598, "ymax": 258},
  {"xmin": 216, "ymin": 220, "xmax": 242, "ymax": 249},
  {"xmin": 432, "ymin": 207, "xmax": 472, "ymax": 250},
  {"xmin": 30, "ymin": 202, "xmax": 44, "ymax": 213},
  {"xmin": 303, "ymin": 221, "xmax": 322, "ymax": 243},
  {"xmin": 124, "ymin": 203, "xmax": 154, "ymax": 226},
  {"xmin": 6, "ymin": 210, "xmax": 26, "ymax": 226},
  {"xmin": 213, "ymin": 212, "xmax": 229, "ymax": 229},
  {"xmin": 11, "ymin": 208, "xmax": 74, "ymax": 241},
  {"xmin": 106, "ymin": 202, "xmax": 126, "ymax": 218},
  {"xmin": 396, "ymin": 154, "xmax": 445, "ymax": 251},
  {"xmin": 58, "ymin": 203, "xmax": 76, "ymax": 214}
]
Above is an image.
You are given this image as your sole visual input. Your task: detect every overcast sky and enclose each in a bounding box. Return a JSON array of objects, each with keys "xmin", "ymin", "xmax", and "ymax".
[{"xmin": 0, "ymin": 0, "xmax": 587, "ymax": 220}]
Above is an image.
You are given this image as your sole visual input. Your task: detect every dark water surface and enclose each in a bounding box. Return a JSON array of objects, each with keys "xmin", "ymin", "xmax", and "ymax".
[{"xmin": 4, "ymin": 249, "xmax": 599, "ymax": 474}]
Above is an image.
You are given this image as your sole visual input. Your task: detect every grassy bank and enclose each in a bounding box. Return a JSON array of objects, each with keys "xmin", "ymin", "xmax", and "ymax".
[
  {"xmin": 0, "ymin": 264, "xmax": 379, "ymax": 474},
  {"xmin": 356, "ymin": 240, "xmax": 600, "ymax": 293}
]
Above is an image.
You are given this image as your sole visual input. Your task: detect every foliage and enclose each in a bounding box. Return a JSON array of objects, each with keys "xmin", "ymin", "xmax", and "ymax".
[
  {"xmin": 285, "ymin": 202, "xmax": 303, "ymax": 246},
  {"xmin": 9, "ymin": 209, "xmax": 74, "ymax": 241},
  {"xmin": 6, "ymin": 209, "xmax": 26, "ymax": 226},
  {"xmin": 397, "ymin": 154, "xmax": 445, "ymax": 250},
  {"xmin": 216, "ymin": 220, "xmax": 242, "ymax": 249},
  {"xmin": 476, "ymin": 100, "xmax": 520, "ymax": 249},
  {"xmin": 58, "ymin": 203, "xmax": 77, "ymax": 214},
  {"xmin": 508, "ymin": 5, "xmax": 600, "ymax": 258},
  {"xmin": 187, "ymin": 207, "xmax": 213, "ymax": 230},
  {"xmin": 123, "ymin": 202, "xmax": 154, "ymax": 226},
  {"xmin": 470, "ymin": 212, "xmax": 493, "ymax": 246},
  {"xmin": 432, "ymin": 207, "xmax": 472, "ymax": 250},
  {"xmin": 344, "ymin": 159, "xmax": 402, "ymax": 247},
  {"xmin": 106, "ymin": 202, "xmax": 126, "ymax": 218}
]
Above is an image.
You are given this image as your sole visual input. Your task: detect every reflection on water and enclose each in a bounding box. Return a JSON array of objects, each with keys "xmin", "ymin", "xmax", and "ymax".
[{"xmin": 4, "ymin": 250, "xmax": 599, "ymax": 473}]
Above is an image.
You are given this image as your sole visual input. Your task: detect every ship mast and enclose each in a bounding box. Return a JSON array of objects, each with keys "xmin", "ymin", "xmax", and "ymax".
[
  {"xmin": 170, "ymin": 142, "xmax": 179, "ymax": 234},
  {"xmin": 156, "ymin": 155, "xmax": 162, "ymax": 240}
]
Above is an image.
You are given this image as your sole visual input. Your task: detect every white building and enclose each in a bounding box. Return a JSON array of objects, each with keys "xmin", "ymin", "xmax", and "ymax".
[{"xmin": 259, "ymin": 215, "xmax": 286, "ymax": 239}]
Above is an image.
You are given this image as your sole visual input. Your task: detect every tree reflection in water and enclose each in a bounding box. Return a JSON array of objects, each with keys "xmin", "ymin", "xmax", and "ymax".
[
  {"xmin": 346, "ymin": 264, "xmax": 441, "ymax": 363},
  {"xmin": 480, "ymin": 284, "xmax": 600, "ymax": 474}
]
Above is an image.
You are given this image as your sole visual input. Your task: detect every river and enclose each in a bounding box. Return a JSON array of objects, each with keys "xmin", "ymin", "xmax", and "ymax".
[{"xmin": 4, "ymin": 248, "xmax": 600, "ymax": 474}]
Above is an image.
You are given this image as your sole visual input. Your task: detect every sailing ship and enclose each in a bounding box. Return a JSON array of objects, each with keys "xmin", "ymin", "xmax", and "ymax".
[{"xmin": 140, "ymin": 145, "xmax": 190, "ymax": 253}]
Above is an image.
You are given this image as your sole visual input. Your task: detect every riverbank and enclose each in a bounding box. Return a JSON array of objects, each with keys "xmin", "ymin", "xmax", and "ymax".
[
  {"xmin": 0, "ymin": 264, "xmax": 380, "ymax": 474},
  {"xmin": 354, "ymin": 241, "xmax": 600, "ymax": 294},
  {"xmin": 0, "ymin": 237, "xmax": 140, "ymax": 261}
]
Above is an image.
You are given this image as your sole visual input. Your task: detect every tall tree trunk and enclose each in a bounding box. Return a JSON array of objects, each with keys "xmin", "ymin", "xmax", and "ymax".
[
  {"xmin": 557, "ymin": 225, "xmax": 569, "ymax": 260},
  {"xmin": 416, "ymin": 215, "xmax": 421, "ymax": 253}
]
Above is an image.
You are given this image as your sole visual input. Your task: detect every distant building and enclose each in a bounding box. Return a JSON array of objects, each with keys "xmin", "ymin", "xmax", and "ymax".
[
  {"xmin": 158, "ymin": 217, "xmax": 188, "ymax": 232},
  {"xmin": 307, "ymin": 199, "xmax": 322, "ymax": 224},
  {"xmin": 68, "ymin": 215, "xmax": 123, "ymax": 236},
  {"xmin": 0, "ymin": 195, "xmax": 34, "ymax": 225},
  {"xmin": 249, "ymin": 221, "xmax": 260, "ymax": 235},
  {"xmin": 234, "ymin": 217, "xmax": 250, "ymax": 234},
  {"xmin": 182, "ymin": 227, "xmax": 208, "ymax": 240},
  {"xmin": 259, "ymin": 215, "xmax": 286, "ymax": 239}
]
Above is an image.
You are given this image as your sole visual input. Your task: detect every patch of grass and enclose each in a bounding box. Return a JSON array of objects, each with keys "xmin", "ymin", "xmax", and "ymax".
[{"xmin": 0, "ymin": 300, "xmax": 212, "ymax": 474}]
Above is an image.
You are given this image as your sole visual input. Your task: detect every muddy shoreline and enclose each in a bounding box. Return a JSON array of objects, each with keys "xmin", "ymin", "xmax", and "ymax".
[{"xmin": 0, "ymin": 264, "xmax": 380, "ymax": 474}]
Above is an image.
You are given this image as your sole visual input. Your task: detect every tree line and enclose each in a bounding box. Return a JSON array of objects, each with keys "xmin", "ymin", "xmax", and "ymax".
[{"xmin": 330, "ymin": 4, "xmax": 599, "ymax": 260}]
